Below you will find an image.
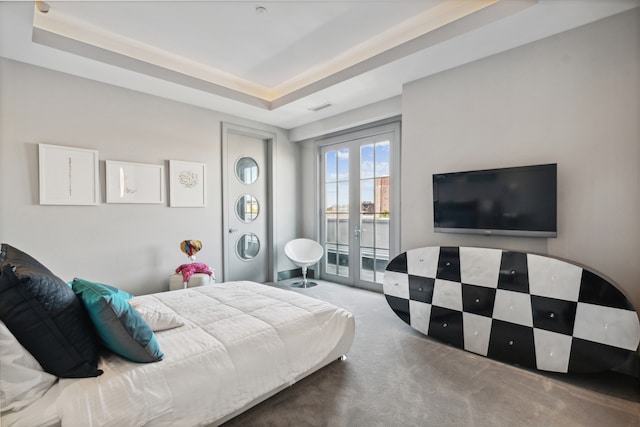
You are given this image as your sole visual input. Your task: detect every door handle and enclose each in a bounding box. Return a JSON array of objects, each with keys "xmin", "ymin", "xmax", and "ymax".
[
  {"xmin": 229, "ymin": 228, "xmax": 238, "ymax": 233},
  {"xmin": 353, "ymin": 226, "xmax": 361, "ymax": 239}
]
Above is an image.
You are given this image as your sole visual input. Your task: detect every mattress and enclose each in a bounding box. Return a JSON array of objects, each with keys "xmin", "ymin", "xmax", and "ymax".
[{"xmin": 2, "ymin": 281, "xmax": 355, "ymax": 426}]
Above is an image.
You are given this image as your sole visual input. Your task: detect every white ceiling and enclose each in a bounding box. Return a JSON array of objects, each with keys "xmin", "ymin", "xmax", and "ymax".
[{"xmin": 1, "ymin": 0, "xmax": 639, "ymax": 130}]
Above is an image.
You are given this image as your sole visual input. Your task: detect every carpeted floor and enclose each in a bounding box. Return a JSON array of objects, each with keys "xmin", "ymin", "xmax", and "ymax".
[{"xmin": 222, "ymin": 279, "xmax": 640, "ymax": 427}]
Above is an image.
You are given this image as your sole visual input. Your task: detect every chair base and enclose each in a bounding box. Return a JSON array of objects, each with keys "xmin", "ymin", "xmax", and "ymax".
[{"xmin": 290, "ymin": 280, "xmax": 318, "ymax": 288}]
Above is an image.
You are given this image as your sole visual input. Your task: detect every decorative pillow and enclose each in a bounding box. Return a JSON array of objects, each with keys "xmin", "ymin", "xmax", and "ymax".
[
  {"xmin": 0, "ymin": 244, "xmax": 102, "ymax": 378},
  {"xmin": 0, "ymin": 321, "xmax": 57, "ymax": 413},
  {"xmin": 71, "ymin": 278, "xmax": 163, "ymax": 363},
  {"xmin": 129, "ymin": 296, "xmax": 184, "ymax": 331}
]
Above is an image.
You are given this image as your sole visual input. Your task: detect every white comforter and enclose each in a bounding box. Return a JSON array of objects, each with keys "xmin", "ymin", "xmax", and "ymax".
[{"xmin": 7, "ymin": 281, "xmax": 355, "ymax": 427}]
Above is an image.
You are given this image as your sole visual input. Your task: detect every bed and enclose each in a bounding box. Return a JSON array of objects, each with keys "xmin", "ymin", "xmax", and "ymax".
[{"xmin": 0, "ymin": 244, "xmax": 355, "ymax": 426}]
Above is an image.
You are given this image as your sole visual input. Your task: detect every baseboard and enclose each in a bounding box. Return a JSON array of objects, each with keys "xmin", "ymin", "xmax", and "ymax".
[
  {"xmin": 277, "ymin": 268, "xmax": 301, "ymax": 281},
  {"xmin": 277, "ymin": 268, "xmax": 316, "ymax": 281}
]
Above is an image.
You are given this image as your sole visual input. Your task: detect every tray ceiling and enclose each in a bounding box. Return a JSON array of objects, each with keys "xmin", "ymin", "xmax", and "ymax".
[{"xmin": 1, "ymin": 0, "xmax": 638, "ymax": 129}]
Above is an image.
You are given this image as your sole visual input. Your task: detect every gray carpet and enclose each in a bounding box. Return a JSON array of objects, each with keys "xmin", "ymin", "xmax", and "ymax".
[{"xmin": 222, "ymin": 280, "xmax": 640, "ymax": 427}]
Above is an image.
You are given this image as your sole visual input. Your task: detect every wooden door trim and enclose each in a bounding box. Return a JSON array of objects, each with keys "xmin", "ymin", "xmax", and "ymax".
[{"xmin": 221, "ymin": 122, "xmax": 277, "ymax": 283}]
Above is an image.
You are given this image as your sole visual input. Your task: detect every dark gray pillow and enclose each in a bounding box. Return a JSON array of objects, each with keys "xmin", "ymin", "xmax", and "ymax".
[{"xmin": 0, "ymin": 244, "xmax": 102, "ymax": 378}]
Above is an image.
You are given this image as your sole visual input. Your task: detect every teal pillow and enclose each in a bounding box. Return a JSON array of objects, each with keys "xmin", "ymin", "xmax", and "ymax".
[{"xmin": 71, "ymin": 278, "xmax": 163, "ymax": 363}]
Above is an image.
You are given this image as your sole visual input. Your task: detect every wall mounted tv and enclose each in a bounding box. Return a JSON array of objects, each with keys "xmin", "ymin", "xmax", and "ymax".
[{"xmin": 433, "ymin": 163, "xmax": 557, "ymax": 237}]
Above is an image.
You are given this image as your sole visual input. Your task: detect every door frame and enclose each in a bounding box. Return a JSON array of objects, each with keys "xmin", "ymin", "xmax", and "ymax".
[
  {"xmin": 221, "ymin": 122, "xmax": 277, "ymax": 283},
  {"xmin": 315, "ymin": 119, "xmax": 401, "ymax": 292}
]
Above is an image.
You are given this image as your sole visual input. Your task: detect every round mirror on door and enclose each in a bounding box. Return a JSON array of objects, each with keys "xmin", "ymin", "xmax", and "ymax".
[
  {"xmin": 235, "ymin": 157, "xmax": 259, "ymax": 184},
  {"xmin": 235, "ymin": 194, "xmax": 259, "ymax": 223},
  {"xmin": 236, "ymin": 233, "xmax": 260, "ymax": 260}
]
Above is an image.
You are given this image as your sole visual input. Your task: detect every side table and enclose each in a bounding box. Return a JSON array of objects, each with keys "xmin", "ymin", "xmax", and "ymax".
[{"xmin": 169, "ymin": 273, "xmax": 215, "ymax": 291}]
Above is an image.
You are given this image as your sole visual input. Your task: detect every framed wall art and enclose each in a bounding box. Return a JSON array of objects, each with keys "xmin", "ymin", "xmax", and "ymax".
[
  {"xmin": 38, "ymin": 143, "xmax": 99, "ymax": 205},
  {"xmin": 169, "ymin": 160, "xmax": 207, "ymax": 207},
  {"xmin": 106, "ymin": 160, "xmax": 165, "ymax": 204}
]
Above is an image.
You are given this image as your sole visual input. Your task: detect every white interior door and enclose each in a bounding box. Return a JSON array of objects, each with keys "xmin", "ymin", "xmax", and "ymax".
[{"xmin": 223, "ymin": 129, "xmax": 270, "ymax": 282}]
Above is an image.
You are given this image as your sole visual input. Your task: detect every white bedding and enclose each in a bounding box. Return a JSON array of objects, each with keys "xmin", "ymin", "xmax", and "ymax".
[{"xmin": 2, "ymin": 281, "xmax": 355, "ymax": 426}]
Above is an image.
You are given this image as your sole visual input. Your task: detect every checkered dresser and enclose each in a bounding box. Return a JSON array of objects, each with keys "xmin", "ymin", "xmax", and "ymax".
[{"xmin": 383, "ymin": 246, "xmax": 640, "ymax": 373}]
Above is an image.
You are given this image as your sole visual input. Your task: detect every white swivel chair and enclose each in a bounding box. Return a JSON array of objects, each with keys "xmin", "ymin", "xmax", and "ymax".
[{"xmin": 284, "ymin": 238, "xmax": 324, "ymax": 288}]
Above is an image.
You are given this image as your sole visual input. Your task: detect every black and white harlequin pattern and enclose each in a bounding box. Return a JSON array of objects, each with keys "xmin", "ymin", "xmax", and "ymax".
[{"xmin": 383, "ymin": 246, "xmax": 640, "ymax": 373}]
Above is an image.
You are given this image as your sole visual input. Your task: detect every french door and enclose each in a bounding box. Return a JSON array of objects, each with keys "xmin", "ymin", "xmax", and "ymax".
[{"xmin": 319, "ymin": 122, "xmax": 400, "ymax": 292}]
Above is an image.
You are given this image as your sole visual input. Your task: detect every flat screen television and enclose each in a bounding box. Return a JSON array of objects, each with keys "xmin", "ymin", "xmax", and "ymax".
[{"xmin": 433, "ymin": 164, "xmax": 557, "ymax": 237}]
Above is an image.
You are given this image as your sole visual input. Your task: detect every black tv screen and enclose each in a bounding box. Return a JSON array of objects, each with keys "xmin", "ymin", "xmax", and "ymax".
[{"xmin": 433, "ymin": 164, "xmax": 557, "ymax": 237}]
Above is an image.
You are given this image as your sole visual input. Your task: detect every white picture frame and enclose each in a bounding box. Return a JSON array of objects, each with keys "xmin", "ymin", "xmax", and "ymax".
[
  {"xmin": 38, "ymin": 143, "xmax": 99, "ymax": 205},
  {"xmin": 106, "ymin": 160, "xmax": 165, "ymax": 204},
  {"xmin": 169, "ymin": 160, "xmax": 207, "ymax": 207}
]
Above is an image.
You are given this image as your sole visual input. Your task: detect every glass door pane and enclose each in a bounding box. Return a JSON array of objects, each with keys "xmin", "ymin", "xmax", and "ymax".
[
  {"xmin": 359, "ymin": 140, "xmax": 390, "ymax": 284},
  {"xmin": 323, "ymin": 148, "xmax": 350, "ymax": 278}
]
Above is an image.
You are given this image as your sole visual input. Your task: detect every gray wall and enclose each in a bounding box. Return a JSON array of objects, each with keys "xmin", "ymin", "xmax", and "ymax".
[
  {"xmin": 401, "ymin": 9, "xmax": 639, "ymax": 307},
  {"xmin": 0, "ymin": 58, "xmax": 300, "ymax": 295},
  {"xmin": 2, "ymin": 8, "xmax": 638, "ymax": 309}
]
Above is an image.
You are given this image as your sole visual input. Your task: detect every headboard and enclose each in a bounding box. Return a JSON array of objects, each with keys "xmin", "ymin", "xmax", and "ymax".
[{"xmin": 383, "ymin": 246, "xmax": 640, "ymax": 374}]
